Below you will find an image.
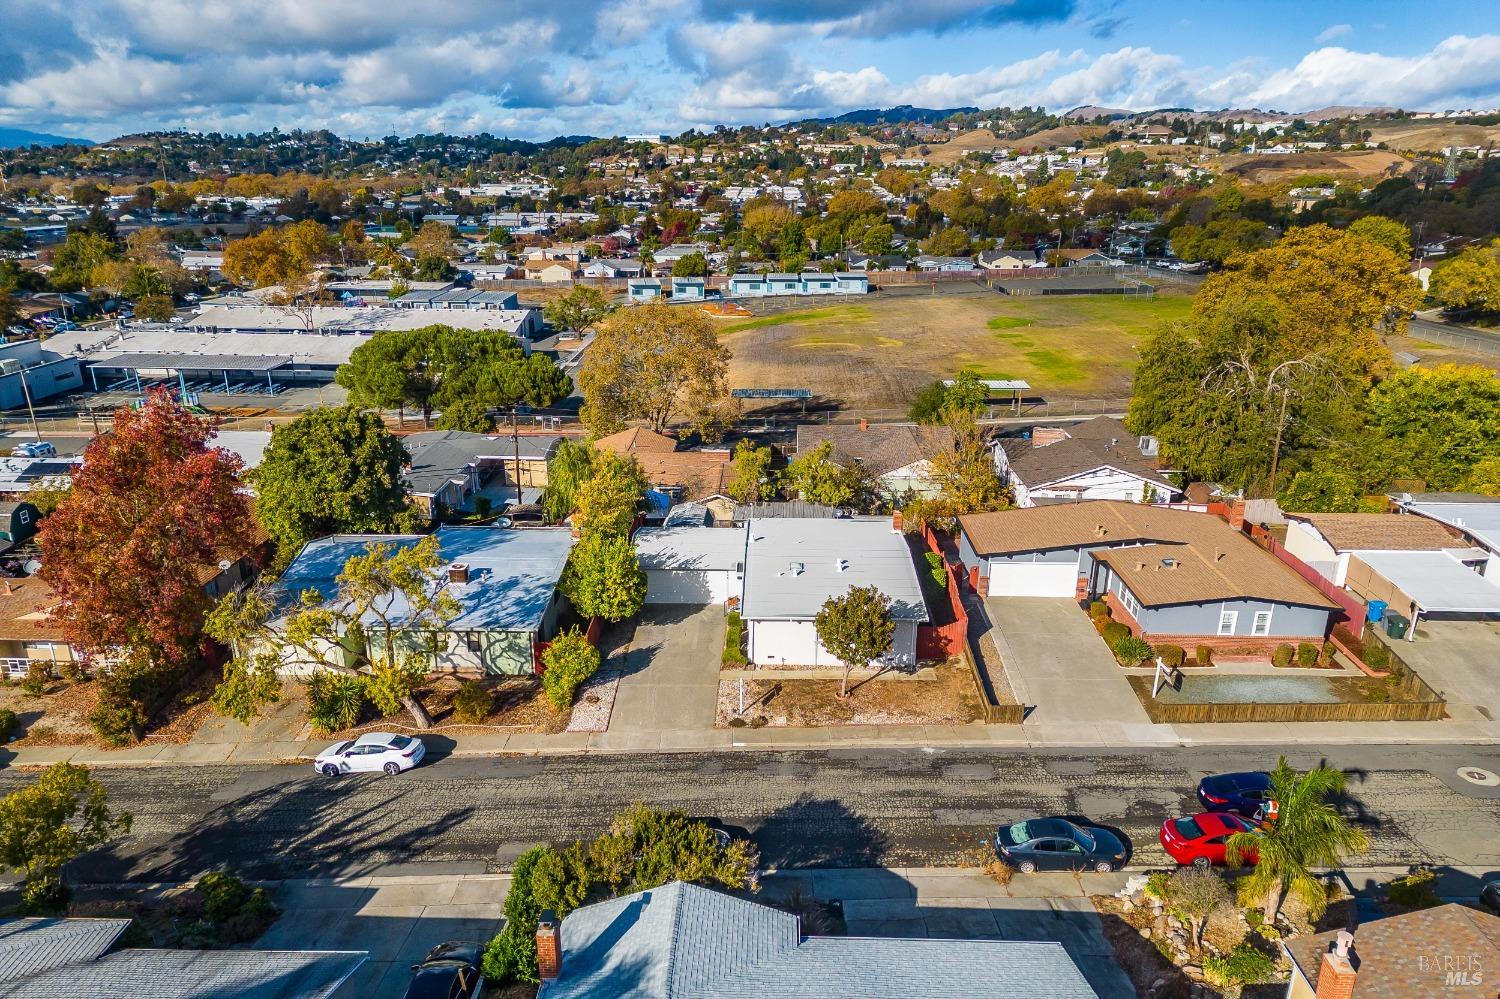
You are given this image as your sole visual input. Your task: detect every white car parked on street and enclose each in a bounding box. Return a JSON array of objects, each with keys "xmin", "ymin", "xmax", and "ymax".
[{"xmin": 313, "ymin": 732, "xmax": 425, "ymax": 777}]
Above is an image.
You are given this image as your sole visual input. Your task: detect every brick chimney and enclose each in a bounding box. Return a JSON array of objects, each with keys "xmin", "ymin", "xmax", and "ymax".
[
  {"xmin": 859, "ymin": 418, "xmax": 868, "ymax": 431},
  {"xmin": 1315, "ymin": 931, "xmax": 1357, "ymax": 999},
  {"xmin": 1228, "ymin": 498, "xmax": 1247, "ymax": 531},
  {"xmin": 891, "ymin": 510, "xmax": 903, "ymax": 533},
  {"xmin": 537, "ymin": 911, "xmax": 561, "ymax": 981},
  {"xmin": 448, "ymin": 563, "xmax": 470, "ymax": 584}
]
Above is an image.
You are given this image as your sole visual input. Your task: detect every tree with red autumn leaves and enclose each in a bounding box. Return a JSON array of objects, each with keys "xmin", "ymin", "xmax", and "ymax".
[{"xmin": 38, "ymin": 391, "xmax": 256, "ymax": 668}]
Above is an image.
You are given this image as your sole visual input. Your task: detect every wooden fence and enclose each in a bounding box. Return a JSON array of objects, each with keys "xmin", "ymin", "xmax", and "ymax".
[
  {"xmin": 1138, "ymin": 694, "xmax": 1446, "ymax": 724},
  {"xmin": 1245, "ymin": 523, "xmax": 1366, "ymax": 637}
]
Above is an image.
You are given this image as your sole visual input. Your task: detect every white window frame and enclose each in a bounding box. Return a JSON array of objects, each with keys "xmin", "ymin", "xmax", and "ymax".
[
  {"xmin": 1120, "ymin": 586, "xmax": 1141, "ymax": 620},
  {"xmin": 1217, "ymin": 610, "xmax": 1239, "ymax": 636},
  {"xmin": 1251, "ymin": 610, "xmax": 1273, "ymax": 637}
]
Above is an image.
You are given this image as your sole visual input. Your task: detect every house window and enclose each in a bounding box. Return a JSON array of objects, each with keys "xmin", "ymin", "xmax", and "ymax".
[
  {"xmin": 465, "ymin": 632, "xmax": 483, "ymax": 654},
  {"xmin": 1217, "ymin": 611, "xmax": 1238, "ymax": 636},
  {"xmin": 1119, "ymin": 586, "xmax": 1141, "ymax": 620},
  {"xmin": 1252, "ymin": 611, "xmax": 1273, "ymax": 637}
]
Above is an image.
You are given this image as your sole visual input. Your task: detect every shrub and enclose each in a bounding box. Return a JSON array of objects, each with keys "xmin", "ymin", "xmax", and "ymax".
[
  {"xmin": 1155, "ymin": 643, "xmax": 1185, "ymax": 668},
  {"xmin": 1092, "ymin": 614, "xmax": 1112, "ymax": 636},
  {"xmin": 196, "ymin": 871, "xmax": 249, "ymax": 922},
  {"xmin": 1203, "ymin": 902, "xmax": 1249, "ymax": 953},
  {"xmin": 1296, "ymin": 642, "xmax": 1320, "ymax": 667},
  {"xmin": 1388, "ymin": 868, "xmax": 1442, "ymax": 910},
  {"xmin": 1203, "ymin": 943, "xmax": 1275, "ymax": 987},
  {"xmin": 0, "ymin": 708, "xmax": 15, "ymax": 742},
  {"xmin": 483, "ymin": 846, "xmax": 548, "ymax": 984},
  {"xmin": 89, "ymin": 698, "xmax": 147, "ymax": 747},
  {"xmin": 1088, "ymin": 600, "xmax": 1110, "ymax": 620},
  {"xmin": 1363, "ymin": 639, "xmax": 1390, "ymax": 670},
  {"xmin": 723, "ymin": 611, "xmax": 748, "ymax": 667},
  {"xmin": 57, "ymin": 660, "xmax": 85, "ymax": 684},
  {"xmin": 453, "ymin": 680, "xmax": 494, "ymax": 724},
  {"xmin": 474, "ymin": 496, "xmax": 492, "ymax": 518},
  {"xmin": 305, "ymin": 672, "xmax": 366, "ymax": 734},
  {"xmin": 1102, "ymin": 621, "xmax": 1129, "ymax": 646},
  {"xmin": 20, "ymin": 662, "xmax": 49, "ymax": 695},
  {"xmin": 1195, "ymin": 644, "xmax": 1213, "ymax": 665},
  {"xmin": 1322, "ymin": 640, "xmax": 1336, "ymax": 663},
  {"xmin": 541, "ymin": 629, "xmax": 601, "ymax": 711},
  {"xmin": 1112, "ymin": 635, "xmax": 1152, "ymax": 667},
  {"xmin": 1271, "ymin": 643, "xmax": 1295, "ymax": 667}
]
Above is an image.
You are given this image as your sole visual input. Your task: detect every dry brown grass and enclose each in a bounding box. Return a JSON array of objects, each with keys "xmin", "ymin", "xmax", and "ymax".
[
  {"xmin": 1220, "ymin": 149, "xmax": 1410, "ymax": 183},
  {"xmin": 1365, "ymin": 120, "xmax": 1500, "ymax": 151},
  {"xmin": 331, "ymin": 675, "xmax": 570, "ymax": 737},
  {"xmin": 1, "ymin": 668, "xmax": 218, "ymax": 748},
  {"xmin": 717, "ymin": 660, "xmax": 984, "ymax": 727}
]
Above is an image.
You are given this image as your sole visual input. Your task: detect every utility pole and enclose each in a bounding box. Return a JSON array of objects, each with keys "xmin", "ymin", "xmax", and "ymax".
[
  {"xmin": 511, "ymin": 405, "xmax": 523, "ymax": 509},
  {"xmin": 18, "ymin": 368, "xmax": 41, "ymax": 441}
]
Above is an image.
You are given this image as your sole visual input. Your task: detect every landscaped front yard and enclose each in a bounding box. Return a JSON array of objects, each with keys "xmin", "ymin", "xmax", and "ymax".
[{"xmin": 0, "ymin": 667, "xmax": 218, "ymax": 749}]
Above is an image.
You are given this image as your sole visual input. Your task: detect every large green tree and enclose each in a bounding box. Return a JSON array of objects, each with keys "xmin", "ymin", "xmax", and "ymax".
[
  {"xmin": 561, "ymin": 533, "xmax": 646, "ymax": 623},
  {"xmin": 1361, "ymin": 363, "xmax": 1500, "ymax": 490},
  {"xmin": 0, "ymin": 763, "xmax": 131, "ymax": 912},
  {"xmin": 541, "ymin": 440, "xmax": 595, "ymax": 522},
  {"xmin": 1226, "ymin": 757, "xmax": 1370, "ymax": 923},
  {"xmin": 726, "ymin": 439, "xmax": 773, "ymax": 504},
  {"xmin": 1430, "ymin": 246, "xmax": 1500, "ymax": 313},
  {"xmin": 251, "ymin": 407, "xmax": 414, "ymax": 563},
  {"xmin": 781, "ymin": 440, "xmax": 871, "ymax": 508},
  {"xmin": 572, "ymin": 451, "xmax": 648, "ymax": 538},
  {"xmin": 337, "ymin": 324, "xmax": 571, "ymax": 428},
  {"xmin": 542, "ymin": 285, "xmax": 612, "ymax": 332}
]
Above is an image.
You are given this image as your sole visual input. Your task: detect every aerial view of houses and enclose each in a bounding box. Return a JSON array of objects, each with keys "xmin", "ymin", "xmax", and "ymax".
[{"xmin": 3, "ymin": 4, "xmax": 1500, "ymax": 997}]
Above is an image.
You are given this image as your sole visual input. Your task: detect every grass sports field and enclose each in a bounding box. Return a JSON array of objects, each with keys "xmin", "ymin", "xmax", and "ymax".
[{"xmin": 718, "ymin": 290, "xmax": 1194, "ymax": 412}]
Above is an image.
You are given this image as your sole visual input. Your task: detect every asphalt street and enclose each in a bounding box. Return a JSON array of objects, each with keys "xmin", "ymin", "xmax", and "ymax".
[{"xmin": 7, "ymin": 743, "xmax": 1500, "ymax": 885}]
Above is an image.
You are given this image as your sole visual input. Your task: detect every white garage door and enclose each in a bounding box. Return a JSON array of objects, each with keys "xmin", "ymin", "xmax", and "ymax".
[
  {"xmin": 645, "ymin": 569, "xmax": 732, "ymax": 604},
  {"xmin": 986, "ymin": 560, "xmax": 1080, "ymax": 597}
]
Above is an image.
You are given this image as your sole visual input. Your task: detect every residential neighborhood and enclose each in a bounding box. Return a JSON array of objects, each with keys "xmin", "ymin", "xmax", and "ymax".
[{"xmin": 4, "ymin": 5, "xmax": 1500, "ymax": 998}]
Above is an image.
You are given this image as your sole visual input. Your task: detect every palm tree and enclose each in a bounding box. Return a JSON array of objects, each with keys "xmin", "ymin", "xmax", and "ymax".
[{"xmin": 1226, "ymin": 756, "xmax": 1370, "ymax": 924}]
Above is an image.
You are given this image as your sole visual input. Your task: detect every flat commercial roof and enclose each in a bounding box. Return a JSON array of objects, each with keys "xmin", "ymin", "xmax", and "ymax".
[
  {"xmin": 44, "ymin": 327, "xmax": 367, "ymax": 367},
  {"xmin": 740, "ymin": 518, "xmax": 927, "ymax": 622},
  {"xmin": 1355, "ymin": 550, "xmax": 1500, "ymax": 614},
  {"xmin": 99, "ymin": 352, "xmax": 291, "ymax": 372}
]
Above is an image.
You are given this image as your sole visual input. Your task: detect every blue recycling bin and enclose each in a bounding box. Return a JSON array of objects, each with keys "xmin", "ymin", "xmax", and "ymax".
[{"xmin": 1366, "ymin": 599, "xmax": 1388, "ymax": 624}]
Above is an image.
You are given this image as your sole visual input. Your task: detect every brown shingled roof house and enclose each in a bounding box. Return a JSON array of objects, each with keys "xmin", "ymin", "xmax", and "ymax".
[
  {"xmin": 1283, "ymin": 903, "xmax": 1500, "ymax": 998},
  {"xmin": 996, "ymin": 417, "xmax": 1178, "ymax": 508},
  {"xmin": 593, "ymin": 428, "xmax": 733, "ymax": 522},
  {"xmin": 957, "ymin": 500, "xmax": 1336, "ymax": 649},
  {"xmin": 794, "ymin": 423, "xmax": 955, "ymax": 502}
]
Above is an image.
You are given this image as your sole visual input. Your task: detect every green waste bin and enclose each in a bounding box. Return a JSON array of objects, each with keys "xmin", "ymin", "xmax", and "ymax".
[{"xmin": 1385, "ymin": 613, "xmax": 1409, "ymax": 639}]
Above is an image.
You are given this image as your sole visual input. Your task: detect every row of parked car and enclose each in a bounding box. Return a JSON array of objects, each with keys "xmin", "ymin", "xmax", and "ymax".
[{"xmin": 990, "ymin": 770, "xmax": 1275, "ymax": 873}]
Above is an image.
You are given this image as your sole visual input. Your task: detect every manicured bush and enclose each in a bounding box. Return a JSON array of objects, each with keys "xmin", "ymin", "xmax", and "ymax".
[
  {"xmin": 1195, "ymin": 645, "xmax": 1213, "ymax": 665},
  {"xmin": 196, "ymin": 871, "xmax": 249, "ymax": 922},
  {"xmin": 1271, "ymin": 643, "xmax": 1295, "ymax": 667},
  {"xmin": 89, "ymin": 698, "xmax": 148, "ymax": 747},
  {"xmin": 1155, "ymin": 644, "xmax": 1185, "ymax": 669},
  {"xmin": 541, "ymin": 629, "xmax": 601, "ymax": 711},
  {"xmin": 1112, "ymin": 635, "xmax": 1153, "ymax": 667},
  {"xmin": 1203, "ymin": 943, "xmax": 1276, "ymax": 988},
  {"xmin": 452, "ymin": 680, "xmax": 494, "ymax": 724},
  {"xmin": 1092, "ymin": 614, "xmax": 1112, "ymax": 636},
  {"xmin": 0, "ymin": 708, "xmax": 15, "ymax": 743},
  {"xmin": 1388, "ymin": 868, "xmax": 1441, "ymax": 910},
  {"xmin": 1088, "ymin": 600, "xmax": 1110, "ymax": 620},
  {"xmin": 305, "ymin": 672, "xmax": 366, "ymax": 734},
  {"xmin": 1102, "ymin": 621, "xmax": 1129, "ymax": 646},
  {"xmin": 1296, "ymin": 642, "xmax": 1320, "ymax": 667},
  {"xmin": 20, "ymin": 662, "xmax": 48, "ymax": 695}
]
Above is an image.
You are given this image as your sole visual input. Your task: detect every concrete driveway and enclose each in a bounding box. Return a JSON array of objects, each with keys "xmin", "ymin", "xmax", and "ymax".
[
  {"xmin": 984, "ymin": 597, "xmax": 1155, "ymax": 744},
  {"xmin": 1387, "ymin": 619, "xmax": 1500, "ymax": 722},
  {"xmin": 606, "ymin": 604, "xmax": 725, "ymax": 742}
]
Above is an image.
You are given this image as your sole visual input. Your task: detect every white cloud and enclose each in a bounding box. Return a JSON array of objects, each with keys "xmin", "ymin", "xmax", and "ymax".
[
  {"xmin": 1248, "ymin": 34, "xmax": 1500, "ymax": 109},
  {"xmin": 1315, "ymin": 23, "xmax": 1352, "ymax": 44}
]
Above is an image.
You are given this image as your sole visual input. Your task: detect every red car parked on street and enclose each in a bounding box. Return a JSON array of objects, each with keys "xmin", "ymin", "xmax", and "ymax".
[{"xmin": 1160, "ymin": 812, "xmax": 1261, "ymax": 868}]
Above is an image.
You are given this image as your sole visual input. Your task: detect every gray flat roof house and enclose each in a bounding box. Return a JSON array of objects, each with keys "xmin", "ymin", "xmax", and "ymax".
[
  {"xmin": 402, "ymin": 430, "xmax": 561, "ymax": 519},
  {"xmin": 0, "ymin": 918, "xmax": 364, "ymax": 999},
  {"xmin": 536, "ymin": 881, "xmax": 1098, "ymax": 998},
  {"xmin": 271, "ymin": 526, "xmax": 574, "ymax": 675}
]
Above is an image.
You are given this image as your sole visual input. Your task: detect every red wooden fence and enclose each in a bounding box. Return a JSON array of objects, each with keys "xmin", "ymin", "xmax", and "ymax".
[
  {"xmin": 1245, "ymin": 523, "xmax": 1365, "ymax": 637},
  {"xmin": 917, "ymin": 524, "xmax": 969, "ymax": 659}
]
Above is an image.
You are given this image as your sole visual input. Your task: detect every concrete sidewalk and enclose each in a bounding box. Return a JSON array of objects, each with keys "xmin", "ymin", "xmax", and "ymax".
[{"xmin": 6, "ymin": 711, "xmax": 1500, "ymax": 769}]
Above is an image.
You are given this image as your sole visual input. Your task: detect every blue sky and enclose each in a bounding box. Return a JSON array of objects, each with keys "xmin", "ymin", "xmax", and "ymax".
[{"xmin": 1, "ymin": 0, "xmax": 1497, "ymax": 142}]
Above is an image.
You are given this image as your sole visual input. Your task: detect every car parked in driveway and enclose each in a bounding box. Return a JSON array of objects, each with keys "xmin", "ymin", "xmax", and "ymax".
[
  {"xmin": 1197, "ymin": 771, "xmax": 1272, "ymax": 817},
  {"xmin": 402, "ymin": 941, "xmax": 484, "ymax": 999},
  {"xmin": 993, "ymin": 816, "xmax": 1128, "ymax": 873},
  {"xmin": 1160, "ymin": 812, "xmax": 1260, "ymax": 868},
  {"xmin": 314, "ymin": 732, "xmax": 425, "ymax": 776}
]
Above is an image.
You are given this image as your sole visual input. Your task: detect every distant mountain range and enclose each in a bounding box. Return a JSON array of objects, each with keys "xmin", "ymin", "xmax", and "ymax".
[
  {"xmin": 0, "ymin": 127, "xmax": 94, "ymax": 148},
  {"xmin": 792, "ymin": 105, "xmax": 979, "ymax": 127},
  {"xmin": 1061, "ymin": 104, "xmax": 1401, "ymax": 123}
]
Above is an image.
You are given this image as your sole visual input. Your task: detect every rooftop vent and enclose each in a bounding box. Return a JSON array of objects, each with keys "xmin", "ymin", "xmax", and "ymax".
[
  {"xmin": 789, "ymin": 561, "xmax": 805, "ymax": 576},
  {"xmin": 836, "ymin": 559, "xmax": 850, "ymax": 572}
]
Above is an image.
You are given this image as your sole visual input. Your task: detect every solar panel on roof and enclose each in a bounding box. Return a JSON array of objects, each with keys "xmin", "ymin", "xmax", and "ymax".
[{"xmin": 731, "ymin": 388, "xmax": 812, "ymax": 399}]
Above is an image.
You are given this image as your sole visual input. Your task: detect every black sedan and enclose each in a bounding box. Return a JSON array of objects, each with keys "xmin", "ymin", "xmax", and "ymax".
[
  {"xmin": 1197, "ymin": 771, "xmax": 1273, "ymax": 817},
  {"xmin": 993, "ymin": 817, "xmax": 1128, "ymax": 873},
  {"xmin": 403, "ymin": 941, "xmax": 485, "ymax": 999}
]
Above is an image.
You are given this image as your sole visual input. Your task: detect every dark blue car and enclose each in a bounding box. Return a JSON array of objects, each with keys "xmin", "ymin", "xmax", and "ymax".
[{"xmin": 1197, "ymin": 772, "xmax": 1272, "ymax": 817}]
